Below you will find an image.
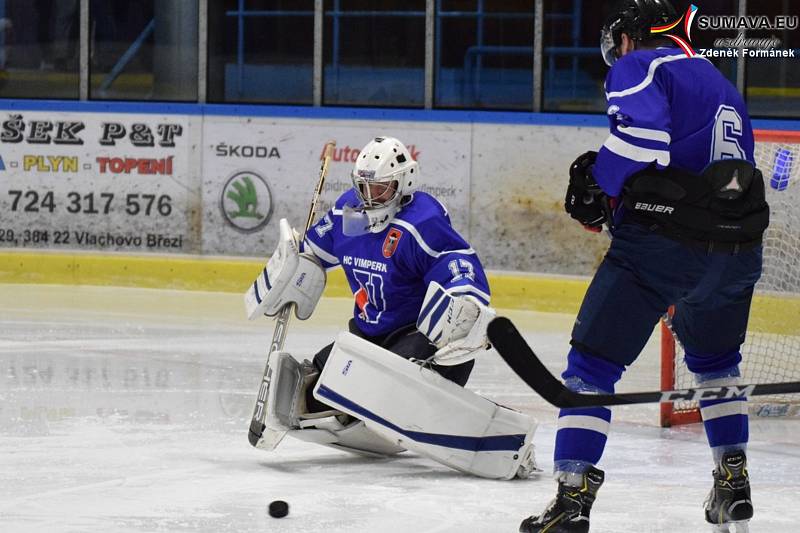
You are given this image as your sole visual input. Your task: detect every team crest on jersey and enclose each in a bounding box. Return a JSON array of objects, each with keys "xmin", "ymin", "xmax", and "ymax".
[{"xmin": 382, "ymin": 228, "xmax": 403, "ymax": 258}]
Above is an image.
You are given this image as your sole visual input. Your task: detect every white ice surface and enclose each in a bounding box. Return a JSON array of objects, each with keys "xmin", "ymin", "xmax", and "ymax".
[{"xmin": 1, "ymin": 284, "xmax": 798, "ymax": 533}]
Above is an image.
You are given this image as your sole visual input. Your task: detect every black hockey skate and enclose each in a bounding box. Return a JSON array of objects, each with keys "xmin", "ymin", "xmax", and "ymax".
[
  {"xmin": 704, "ymin": 451, "xmax": 752, "ymax": 532},
  {"xmin": 519, "ymin": 466, "xmax": 604, "ymax": 533}
]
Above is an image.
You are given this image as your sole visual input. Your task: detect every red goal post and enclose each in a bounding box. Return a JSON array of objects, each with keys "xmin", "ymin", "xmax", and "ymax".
[{"xmin": 660, "ymin": 128, "xmax": 800, "ymax": 427}]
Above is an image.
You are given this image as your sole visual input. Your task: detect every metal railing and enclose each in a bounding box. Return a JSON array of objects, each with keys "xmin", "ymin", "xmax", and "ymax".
[
  {"xmin": 222, "ymin": 1, "xmax": 547, "ymax": 108},
  {"xmin": 10, "ymin": 0, "xmax": 777, "ymax": 110}
]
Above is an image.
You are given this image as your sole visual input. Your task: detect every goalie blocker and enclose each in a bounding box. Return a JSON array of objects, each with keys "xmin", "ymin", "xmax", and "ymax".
[{"xmin": 244, "ymin": 218, "xmax": 327, "ymax": 322}]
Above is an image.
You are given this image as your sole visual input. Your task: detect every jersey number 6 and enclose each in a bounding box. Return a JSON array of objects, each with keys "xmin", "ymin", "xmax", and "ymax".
[{"xmin": 711, "ymin": 105, "xmax": 745, "ymax": 161}]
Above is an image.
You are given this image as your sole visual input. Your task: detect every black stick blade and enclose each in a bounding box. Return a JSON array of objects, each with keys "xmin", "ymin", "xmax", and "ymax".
[
  {"xmin": 489, "ymin": 317, "xmax": 800, "ymax": 409},
  {"xmin": 488, "ymin": 317, "xmax": 578, "ymax": 408}
]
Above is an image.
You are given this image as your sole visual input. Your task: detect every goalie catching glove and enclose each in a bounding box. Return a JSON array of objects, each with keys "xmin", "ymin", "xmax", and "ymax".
[
  {"xmin": 244, "ymin": 218, "xmax": 326, "ymax": 321},
  {"xmin": 416, "ymin": 281, "xmax": 496, "ymax": 366}
]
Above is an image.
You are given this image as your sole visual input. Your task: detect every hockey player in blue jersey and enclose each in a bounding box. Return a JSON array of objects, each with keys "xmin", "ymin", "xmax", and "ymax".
[
  {"xmin": 244, "ymin": 136, "xmax": 538, "ymax": 480},
  {"xmin": 520, "ymin": 1, "xmax": 768, "ymax": 531},
  {"xmin": 302, "ymin": 136, "xmax": 490, "ymax": 388}
]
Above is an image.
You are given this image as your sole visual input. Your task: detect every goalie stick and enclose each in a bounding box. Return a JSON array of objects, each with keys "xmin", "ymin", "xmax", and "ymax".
[
  {"xmin": 487, "ymin": 316, "xmax": 800, "ymax": 409},
  {"xmin": 248, "ymin": 141, "xmax": 336, "ymax": 448}
]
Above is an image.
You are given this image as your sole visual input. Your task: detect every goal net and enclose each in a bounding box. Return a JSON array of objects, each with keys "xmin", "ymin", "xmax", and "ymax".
[{"xmin": 661, "ymin": 129, "xmax": 800, "ymax": 427}]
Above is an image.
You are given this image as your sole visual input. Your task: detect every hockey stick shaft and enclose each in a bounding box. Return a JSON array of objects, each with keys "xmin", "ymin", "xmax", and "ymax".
[
  {"xmin": 302, "ymin": 142, "xmax": 336, "ymax": 238},
  {"xmin": 487, "ymin": 316, "xmax": 800, "ymax": 409},
  {"xmin": 248, "ymin": 141, "xmax": 336, "ymax": 447}
]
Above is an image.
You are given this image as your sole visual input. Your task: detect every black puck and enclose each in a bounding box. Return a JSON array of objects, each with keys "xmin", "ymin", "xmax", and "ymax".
[{"xmin": 268, "ymin": 500, "xmax": 289, "ymax": 518}]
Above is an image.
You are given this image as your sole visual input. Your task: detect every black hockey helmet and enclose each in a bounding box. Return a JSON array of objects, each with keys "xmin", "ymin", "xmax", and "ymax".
[{"xmin": 601, "ymin": 0, "xmax": 679, "ymax": 66}]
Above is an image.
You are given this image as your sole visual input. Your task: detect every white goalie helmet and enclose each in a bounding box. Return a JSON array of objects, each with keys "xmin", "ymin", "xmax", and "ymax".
[{"xmin": 342, "ymin": 136, "xmax": 419, "ymax": 235}]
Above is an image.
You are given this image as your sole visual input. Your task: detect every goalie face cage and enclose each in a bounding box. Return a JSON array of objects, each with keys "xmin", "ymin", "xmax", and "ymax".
[{"xmin": 661, "ymin": 129, "xmax": 800, "ymax": 427}]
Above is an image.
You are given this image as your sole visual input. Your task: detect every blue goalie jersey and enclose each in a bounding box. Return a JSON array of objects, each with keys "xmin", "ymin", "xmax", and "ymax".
[
  {"xmin": 303, "ymin": 191, "xmax": 490, "ymax": 337},
  {"xmin": 594, "ymin": 48, "xmax": 755, "ymax": 197}
]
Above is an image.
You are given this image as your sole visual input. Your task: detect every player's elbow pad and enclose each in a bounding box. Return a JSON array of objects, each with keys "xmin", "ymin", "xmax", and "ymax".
[{"xmin": 244, "ymin": 218, "xmax": 327, "ymax": 320}]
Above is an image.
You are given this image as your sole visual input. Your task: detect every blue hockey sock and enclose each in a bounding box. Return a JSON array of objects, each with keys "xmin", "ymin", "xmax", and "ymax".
[
  {"xmin": 553, "ymin": 375, "xmax": 613, "ymax": 474},
  {"xmin": 696, "ymin": 367, "xmax": 749, "ymax": 464}
]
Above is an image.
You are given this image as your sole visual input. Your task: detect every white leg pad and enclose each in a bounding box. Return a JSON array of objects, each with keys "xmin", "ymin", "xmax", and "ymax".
[
  {"xmin": 313, "ymin": 332, "xmax": 538, "ymax": 480},
  {"xmin": 267, "ymin": 353, "xmax": 404, "ymax": 457},
  {"xmin": 268, "ymin": 352, "xmax": 307, "ymax": 428},
  {"xmin": 253, "ymin": 351, "xmax": 310, "ymax": 451},
  {"xmin": 289, "ymin": 416, "xmax": 406, "ymax": 458}
]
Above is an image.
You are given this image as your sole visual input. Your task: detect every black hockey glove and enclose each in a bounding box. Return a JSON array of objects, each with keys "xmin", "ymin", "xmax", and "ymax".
[{"xmin": 565, "ymin": 151, "xmax": 607, "ymax": 232}]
